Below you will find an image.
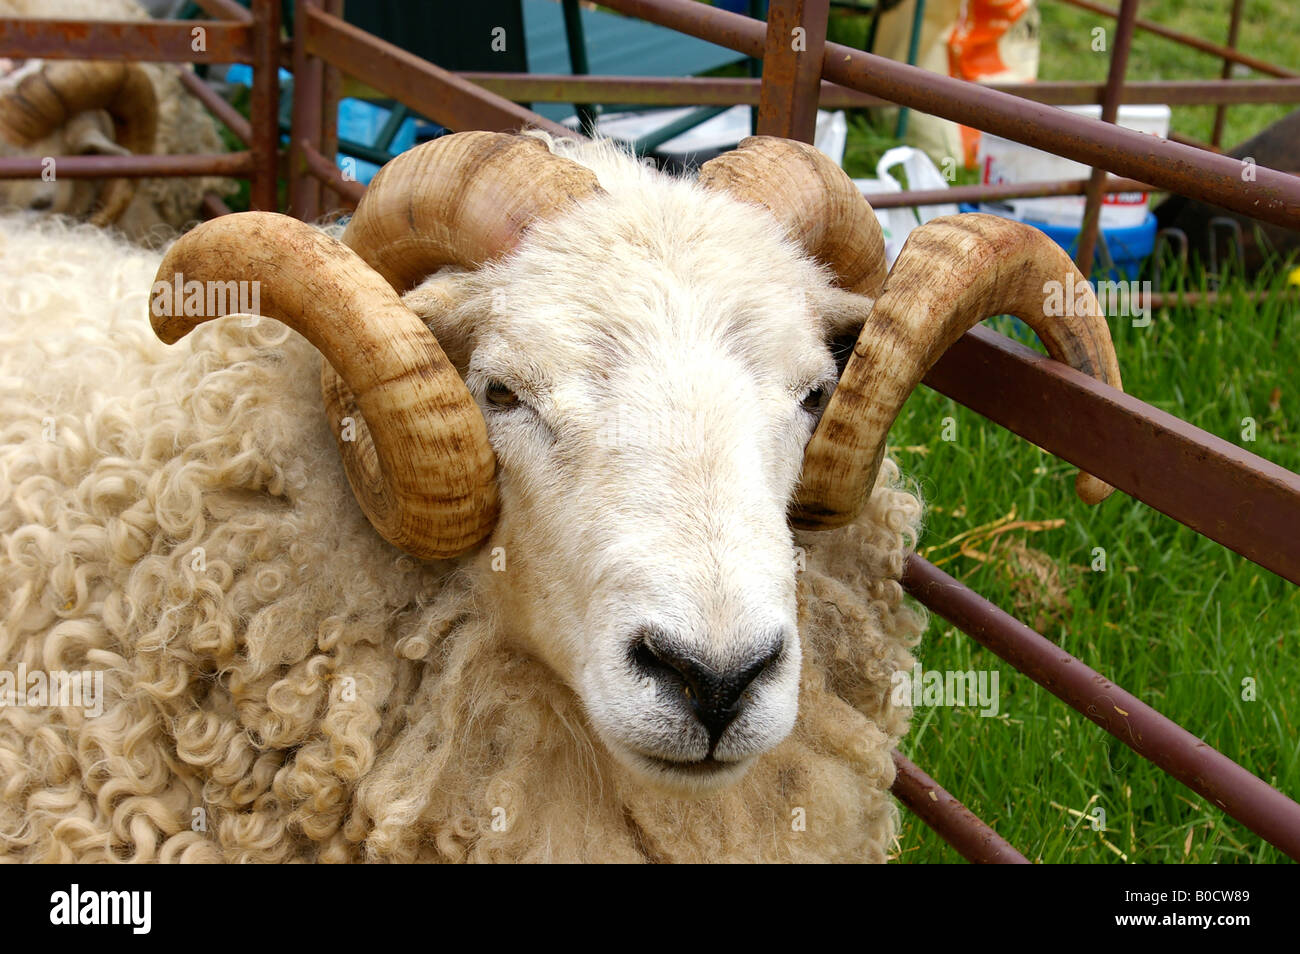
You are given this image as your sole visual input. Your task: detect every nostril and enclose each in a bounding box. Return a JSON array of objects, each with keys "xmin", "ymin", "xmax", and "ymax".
[
  {"xmin": 632, "ymin": 636, "xmax": 678, "ymax": 686},
  {"xmin": 632, "ymin": 629, "xmax": 786, "ymax": 744},
  {"xmin": 29, "ymin": 196, "xmax": 53, "ymax": 211}
]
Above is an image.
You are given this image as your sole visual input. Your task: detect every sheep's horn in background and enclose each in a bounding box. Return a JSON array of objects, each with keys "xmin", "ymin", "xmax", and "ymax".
[
  {"xmin": 793, "ymin": 213, "xmax": 1124, "ymax": 530},
  {"xmin": 343, "ymin": 130, "xmax": 605, "ymax": 293},
  {"xmin": 150, "ymin": 212, "xmax": 498, "ymax": 560},
  {"xmin": 0, "ymin": 61, "xmax": 157, "ymax": 226},
  {"xmin": 698, "ymin": 136, "xmax": 887, "ymax": 298}
]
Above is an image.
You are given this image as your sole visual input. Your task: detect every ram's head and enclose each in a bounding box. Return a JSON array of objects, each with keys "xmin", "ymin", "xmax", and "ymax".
[
  {"xmin": 0, "ymin": 60, "xmax": 157, "ymax": 223},
  {"xmin": 151, "ymin": 131, "xmax": 1121, "ymax": 793}
]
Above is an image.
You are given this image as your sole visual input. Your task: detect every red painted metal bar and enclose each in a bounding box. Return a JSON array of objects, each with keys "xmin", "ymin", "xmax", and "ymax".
[
  {"xmin": 903, "ymin": 555, "xmax": 1300, "ymax": 860},
  {"xmin": 302, "ymin": 6, "xmax": 579, "ymax": 140},
  {"xmin": 317, "ymin": 0, "xmax": 343, "ymax": 211},
  {"xmin": 890, "ymin": 752, "xmax": 1031, "ymax": 864},
  {"xmin": 1168, "ymin": 130, "xmax": 1223, "ymax": 154},
  {"xmin": 460, "ymin": 73, "xmax": 1300, "ymax": 109},
  {"xmin": 867, "ymin": 175, "xmax": 1151, "ymax": 210},
  {"xmin": 756, "ymin": 0, "xmax": 828, "ymax": 142},
  {"xmin": 1211, "ymin": 0, "xmax": 1247, "ymax": 147},
  {"xmin": 289, "ymin": 0, "xmax": 324, "ymax": 220},
  {"xmin": 0, "ymin": 152, "xmax": 254, "ymax": 178},
  {"xmin": 248, "ymin": 0, "xmax": 281, "ymax": 212},
  {"xmin": 193, "ymin": 0, "xmax": 253, "ymax": 21},
  {"xmin": 1021, "ymin": 79, "xmax": 1300, "ymax": 107},
  {"xmin": 598, "ymin": 0, "xmax": 1300, "ymax": 230},
  {"xmin": 1055, "ymin": 0, "xmax": 1300, "ymax": 80},
  {"xmin": 0, "ymin": 18, "xmax": 253, "ymax": 64},
  {"xmin": 1075, "ymin": 0, "xmax": 1140, "ymax": 277},
  {"xmin": 178, "ymin": 69, "xmax": 251, "ymax": 144},
  {"xmin": 301, "ymin": 141, "xmax": 365, "ymax": 207},
  {"xmin": 923, "ymin": 326, "xmax": 1300, "ymax": 587},
  {"xmin": 200, "ymin": 190, "xmax": 234, "ymax": 219}
]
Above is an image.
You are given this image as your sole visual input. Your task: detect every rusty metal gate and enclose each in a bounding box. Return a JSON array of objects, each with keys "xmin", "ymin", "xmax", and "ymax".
[{"xmin": 2, "ymin": 0, "xmax": 1298, "ymax": 863}]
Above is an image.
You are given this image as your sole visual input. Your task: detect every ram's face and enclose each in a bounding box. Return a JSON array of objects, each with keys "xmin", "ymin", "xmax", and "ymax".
[
  {"xmin": 155, "ymin": 132, "xmax": 1120, "ymax": 796},
  {"xmin": 410, "ymin": 188, "xmax": 857, "ymax": 792}
]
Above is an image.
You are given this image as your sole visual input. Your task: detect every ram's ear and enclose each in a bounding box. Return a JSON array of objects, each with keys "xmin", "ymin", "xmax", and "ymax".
[
  {"xmin": 65, "ymin": 112, "xmax": 130, "ymax": 157},
  {"xmin": 813, "ymin": 285, "xmax": 877, "ymax": 377},
  {"xmin": 401, "ymin": 268, "xmax": 480, "ymax": 375}
]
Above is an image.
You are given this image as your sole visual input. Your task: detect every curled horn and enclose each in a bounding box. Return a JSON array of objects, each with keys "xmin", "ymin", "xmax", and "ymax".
[
  {"xmin": 797, "ymin": 214, "xmax": 1122, "ymax": 528},
  {"xmin": 0, "ymin": 61, "xmax": 157, "ymax": 226},
  {"xmin": 312, "ymin": 131, "xmax": 603, "ymax": 554},
  {"xmin": 700, "ymin": 139, "xmax": 1123, "ymax": 530},
  {"xmin": 698, "ymin": 135, "xmax": 886, "ymax": 297},
  {"xmin": 342, "ymin": 130, "xmax": 604, "ymax": 293},
  {"xmin": 149, "ymin": 133, "xmax": 603, "ymax": 559},
  {"xmin": 151, "ymin": 213, "xmax": 497, "ymax": 560}
]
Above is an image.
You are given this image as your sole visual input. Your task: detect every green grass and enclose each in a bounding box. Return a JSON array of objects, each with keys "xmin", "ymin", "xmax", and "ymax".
[
  {"xmin": 1038, "ymin": 0, "xmax": 1299, "ymax": 149},
  {"xmin": 888, "ymin": 259, "xmax": 1300, "ymax": 863}
]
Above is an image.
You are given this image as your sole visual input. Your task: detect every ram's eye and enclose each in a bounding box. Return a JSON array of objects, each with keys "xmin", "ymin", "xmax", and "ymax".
[
  {"xmin": 485, "ymin": 381, "xmax": 520, "ymax": 408},
  {"xmin": 800, "ymin": 386, "xmax": 828, "ymax": 413}
]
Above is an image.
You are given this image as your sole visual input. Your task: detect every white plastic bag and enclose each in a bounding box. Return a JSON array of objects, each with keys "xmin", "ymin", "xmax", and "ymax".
[
  {"xmin": 813, "ymin": 110, "xmax": 848, "ymax": 167},
  {"xmin": 853, "ymin": 146, "xmax": 959, "ymax": 266},
  {"xmin": 571, "ymin": 108, "xmax": 849, "ymax": 168}
]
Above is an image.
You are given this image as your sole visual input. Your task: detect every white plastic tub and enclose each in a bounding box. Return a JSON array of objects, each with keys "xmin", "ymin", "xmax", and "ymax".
[{"xmin": 975, "ymin": 104, "xmax": 1171, "ymax": 228}]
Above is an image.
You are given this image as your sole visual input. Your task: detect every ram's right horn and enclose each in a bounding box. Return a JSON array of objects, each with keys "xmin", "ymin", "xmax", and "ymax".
[
  {"xmin": 150, "ymin": 212, "xmax": 498, "ymax": 560},
  {"xmin": 343, "ymin": 130, "xmax": 605, "ymax": 292}
]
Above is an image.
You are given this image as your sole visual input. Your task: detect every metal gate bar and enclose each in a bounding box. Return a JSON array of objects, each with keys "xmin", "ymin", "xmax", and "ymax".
[
  {"xmin": 0, "ymin": 0, "xmax": 280, "ymax": 212},
  {"xmin": 1074, "ymin": 0, "xmax": 1140, "ymax": 275},
  {"xmin": 903, "ymin": 554, "xmax": 1300, "ymax": 861},
  {"xmin": 457, "ymin": 73, "xmax": 1300, "ymax": 109},
  {"xmin": 598, "ymin": 0, "xmax": 1300, "ymax": 228},
  {"xmin": 891, "ymin": 751, "xmax": 1032, "ymax": 864},
  {"xmin": 925, "ymin": 327, "xmax": 1300, "ymax": 586}
]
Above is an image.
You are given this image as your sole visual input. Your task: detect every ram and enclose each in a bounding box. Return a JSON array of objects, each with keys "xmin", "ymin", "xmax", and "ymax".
[
  {"xmin": 0, "ymin": 0, "xmax": 234, "ymax": 240},
  {"xmin": 0, "ymin": 131, "xmax": 1121, "ymax": 862}
]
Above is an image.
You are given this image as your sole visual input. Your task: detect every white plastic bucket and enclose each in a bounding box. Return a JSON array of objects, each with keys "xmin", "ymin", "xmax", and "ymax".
[{"xmin": 975, "ymin": 104, "xmax": 1171, "ymax": 228}]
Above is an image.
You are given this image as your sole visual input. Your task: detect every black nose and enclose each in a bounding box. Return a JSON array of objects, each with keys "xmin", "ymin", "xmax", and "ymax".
[{"xmin": 634, "ymin": 629, "xmax": 785, "ymax": 745}]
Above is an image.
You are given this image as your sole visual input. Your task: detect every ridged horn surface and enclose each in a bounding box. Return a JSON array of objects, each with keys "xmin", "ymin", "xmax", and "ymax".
[
  {"xmin": 794, "ymin": 213, "xmax": 1124, "ymax": 530},
  {"xmin": 342, "ymin": 131, "xmax": 604, "ymax": 293},
  {"xmin": 698, "ymin": 136, "xmax": 886, "ymax": 297},
  {"xmin": 150, "ymin": 212, "xmax": 497, "ymax": 559}
]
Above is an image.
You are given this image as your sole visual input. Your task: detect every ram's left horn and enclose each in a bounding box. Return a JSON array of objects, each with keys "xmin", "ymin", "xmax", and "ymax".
[
  {"xmin": 699, "ymin": 136, "xmax": 887, "ymax": 298},
  {"xmin": 150, "ymin": 212, "xmax": 498, "ymax": 560},
  {"xmin": 0, "ymin": 61, "xmax": 157, "ymax": 226},
  {"xmin": 794, "ymin": 214, "xmax": 1124, "ymax": 530}
]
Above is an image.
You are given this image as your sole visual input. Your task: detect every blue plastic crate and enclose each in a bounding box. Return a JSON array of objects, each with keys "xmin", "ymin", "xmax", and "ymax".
[{"xmin": 959, "ymin": 203, "xmax": 1157, "ymax": 282}]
